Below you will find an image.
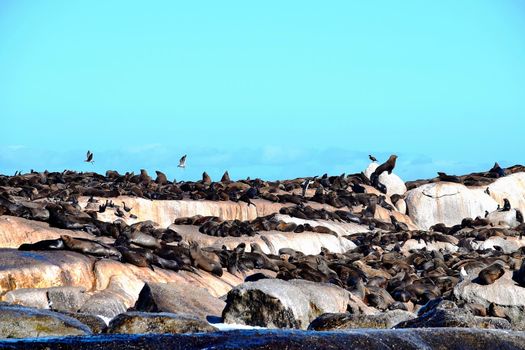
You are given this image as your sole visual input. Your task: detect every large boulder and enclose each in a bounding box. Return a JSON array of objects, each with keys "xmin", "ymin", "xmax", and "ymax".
[
  {"xmin": 59, "ymin": 312, "xmax": 108, "ymax": 333},
  {"xmin": 107, "ymin": 312, "xmax": 218, "ymax": 334},
  {"xmin": 222, "ymin": 279, "xmax": 367, "ymax": 330},
  {"xmin": 405, "ymin": 182, "xmax": 498, "ymax": 229},
  {"xmin": 308, "ymin": 310, "xmax": 415, "ymax": 331},
  {"xmin": 47, "ymin": 286, "xmax": 89, "ymax": 312},
  {"xmin": 133, "ymin": 282, "xmax": 225, "ymax": 320},
  {"xmin": 484, "ymin": 173, "xmax": 525, "ymax": 212},
  {"xmin": 364, "ymin": 163, "xmax": 407, "ymax": 197},
  {"xmin": 406, "ymin": 173, "xmax": 525, "ymax": 230},
  {"xmin": 79, "ymin": 276, "xmax": 137, "ymax": 319},
  {"xmin": 454, "ymin": 269, "xmax": 525, "ymax": 330},
  {"xmin": 3, "ymin": 286, "xmax": 88, "ymax": 312},
  {"xmin": 0, "ymin": 303, "xmax": 92, "ymax": 338},
  {"xmin": 486, "ymin": 209, "xmax": 522, "ymax": 228},
  {"xmin": 395, "ymin": 300, "xmax": 510, "ymax": 330}
]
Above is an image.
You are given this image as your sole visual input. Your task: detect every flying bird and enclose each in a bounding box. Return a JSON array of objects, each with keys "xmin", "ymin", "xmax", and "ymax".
[
  {"xmin": 84, "ymin": 150, "xmax": 94, "ymax": 164},
  {"xmin": 369, "ymin": 155, "xmax": 377, "ymax": 162},
  {"xmin": 178, "ymin": 155, "xmax": 187, "ymax": 168}
]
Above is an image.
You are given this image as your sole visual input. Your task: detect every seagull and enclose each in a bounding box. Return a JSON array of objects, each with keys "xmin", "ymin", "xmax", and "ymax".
[
  {"xmin": 84, "ymin": 150, "xmax": 94, "ymax": 164},
  {"xmin": 178, "ymin": 155, "xmax": 187, "ymax": 168},
  {"xmin": 369, "ymin": 155, "xmax": 377, "ymax": 162}
]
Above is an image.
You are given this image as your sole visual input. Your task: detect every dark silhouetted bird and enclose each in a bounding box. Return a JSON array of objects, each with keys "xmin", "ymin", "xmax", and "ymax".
[
  {"xmin": 84, "ymin": 150, "xmax": 94, "ymax": 164},
  {"xmin": 178, "ymin": 155, "xmax": 187, "ymax": 168}
]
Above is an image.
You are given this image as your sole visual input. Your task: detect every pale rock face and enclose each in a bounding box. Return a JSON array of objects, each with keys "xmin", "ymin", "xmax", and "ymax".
[
  {"xmin": 483, "ymin": 173, "xmax": 525, "ymax": 212},
  {"xmin": 364, "ymin": 163, "xmax": 407, "ymax": 197},
  {"xmin": 453, "ymin": 269, "xmax": 525, "ymax": 329},
  {"xmin": 471, "ymin": 236, "xmax": 525, "ymax": 254},
  {"xmin": 486, "ymin": 209, "xmax": 521, "ymax": 228},
  {"xmin": 406, "ymin": 173, "xmax": 525, "ymax": 230},
  {"xmin": 222, "ymin": 279, "xmax": 365, "ymax": 330},
  {"xmin": 405, "ymin": 182, "xmax": 498, "ymax": 230},
  {"xmin": 401, "ymin": 239, "xmax": 458, "ymax": 254},
  {"xmin": 0, "ymin": 215, "xmax": 109, "ymax": 249},
  {"xmin": 373, "ymin": 207, "xmax": 418, "ymax": 230},
  {"xmin": 79, "ymin": 197, "xmax": 290, "ymax": 227},
  {"xmin": 394, "ymin": 198, "xmax": 407, "ymax": 215}
]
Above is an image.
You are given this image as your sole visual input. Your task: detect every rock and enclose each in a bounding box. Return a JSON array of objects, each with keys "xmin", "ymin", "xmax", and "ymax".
[
  {"xmin": 0, "ymin": 215, "xmax": 103, "ymax": 249},
  {"xmin": 471, "ymin": 236, "xmax": 525, "ymax": 254},
  {"xmin": 308, "ymin": 310, "xmax": 415, "ymax": 331},
  {"xmin": 0, "ymin": 303, "xmax": 92, "ymax": 338},
  {"xmin": 364, "ymin": 163, "xmax": 407, "ymax": 197},
  {"xmin": 79, "ymin": 276, "xmax": 136, "ymax": 319},
  {"xmin": 59, "ymin": 312, "xmax": 107, "ymax": 333},
  {"xmin": 107, "ymin": 312, "xmax": 218, "ymax": 334},
  {"xmin": 485, "ymin": 173, "xmax": 525, "ymax": 213},
  {"xmin": 222, "ymin": 279, "xmax": 359, "ymax": 330},
  {"xmin": 133, "ymin": 282, "xmax": 225, "ymax": 319},
  {"xmin": 3, "ymin": 288, "xmax": 50, "ymax": 309},
  {"xmin": 2, "ymin": 286, "xmax": 88, "ymax": 313},
  {"xmin": 47, "ymin": 286, "xmax": 89, "ymax": 312},
  {"xmin": 395, "ymin": 300, "xmax": 511, "ymax": 329},
  {"xmin": 454, "ymin": 269, "xmax": 525, "ymax": 330},
  {"xmin": 79, "ymin": 196, "xmax": 290, "ymax": 227},
  {"xmin": 406, "ymin": 173, "xmax": 525, "ymax": 230},
  {"xmin": 394, "ymin": 198, "xmax": 407, "ymax": 215},
  {"xmin": 405, "ymin": 182, "xmax": 498, "ymax": 229},
  {"xmin": 486, "ymin": 209, "xmax": 521, "ymax": 228},
  {"xmin": 6, "ymin": 328, "xmax": 525, "ymax": 349}
]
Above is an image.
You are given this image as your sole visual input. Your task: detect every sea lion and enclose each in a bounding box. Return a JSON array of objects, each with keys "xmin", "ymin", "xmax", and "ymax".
[
  {"xmin": 489, "ymin": 162, "xmax": 506, "ymax": 178},
  {"xmin": 371, "ymin": 155, "xmax": 398, "ymax": 179},
  {"xmin": 500, "ymin": 198, "xmax": 511, "ymax": 211},
  {"xmin": 189, "ymin": 241, "xmax": 223, "ymax": 276},
  {"xmin": 514, "ymin": 260, "xmax": 525, "ymax": 286},
  {"xmin": 221, "ymin": 171, "xmax": 231, "ymax": 183},
  {"xmin": 61, "ymin": 235, "xmax": 121, "ymax": 258},
  {"xmin": 437, "ymin": 172, "xmax": 461, "ymax": 183},
  {"xmin": 18, "ymin": 238, "xmax": 65, "ymax": 251},
  {"xmin": 126, "ymin": 230, "xmax": 162, "ymax": 250},
  {"xmin": 202, "ymin": 172, "xmax": 212, "ymax": 184},
  {"xmin": 477, "ymin": 263, "xmax": 505, "ymax": 285},
  {"xmin": 155, "ymin": 171, "xmax": 168, "ymax": 185},
  {"xmin": 139, "ymin": 169, "xmax": 152, "ymax": 184},
  {"xmin": 116, "ymin": 245, "xmax": 154, "ymax": 269}
]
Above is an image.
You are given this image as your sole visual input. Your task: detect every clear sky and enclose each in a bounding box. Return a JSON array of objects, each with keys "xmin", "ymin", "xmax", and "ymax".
[{"xmin": 1, "ymin": 1, "xmax": 524, "ymax": 181}]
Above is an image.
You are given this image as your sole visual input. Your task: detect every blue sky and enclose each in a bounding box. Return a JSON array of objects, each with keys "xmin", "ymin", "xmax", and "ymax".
[{"xmin": 1, "ymin": 1, "xmax": 524, "ymax": 181}]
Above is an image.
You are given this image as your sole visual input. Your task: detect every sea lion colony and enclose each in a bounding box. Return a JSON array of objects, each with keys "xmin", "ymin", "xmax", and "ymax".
[{"xmin": 2, "ymin": 157, "xmax": 525, "ymax": 317}]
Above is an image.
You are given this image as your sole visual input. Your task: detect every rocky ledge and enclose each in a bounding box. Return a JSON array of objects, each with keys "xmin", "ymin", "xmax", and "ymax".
[{"xmin": 0, "ymin": 161, "xmax": 525, "ymax": 345}]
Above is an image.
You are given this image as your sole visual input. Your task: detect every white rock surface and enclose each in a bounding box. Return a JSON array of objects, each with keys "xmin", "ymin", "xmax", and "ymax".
[
  {"xmin": 486, "ymin": 209, "xmax": 521, "ymax": 228},
  {"xmin": 364, "ymin": 163, "xmax": 407, "ymax": 197},
  {"xmin": 222, "ymin": 279, "xmax": 370, "ymax": 329},
  {"xmin": 405, "ymin": 182, "xmax": 498, "ymax": 230},
  {"xmin": 406, "ymin": 173, "xmax": 525, "ymax": 230}
]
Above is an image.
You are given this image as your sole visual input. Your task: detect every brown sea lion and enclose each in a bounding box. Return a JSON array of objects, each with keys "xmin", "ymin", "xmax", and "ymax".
[
  {"xmin": 189, "ymin": 241, "xmax": 223, "ymax": 276},
  {"xmin": 477, "ymin": 263, "xmax": 505, "ymax": 285},
  {"xmin": 221, "ymin": 171, "xmax": 231, "ymax": 183},
  {"xmin": 61, "ymin": 235, "xmax": 121, "ymax": 258},
  {"xmin": 202, "ymin": 172, "xmax": 212, "ymax": 184},
  {"xmin": 18, "ymin": 238, "xmax": 65, "ymax": 251},
  {"xmin": 372, "ymin": 155, "xmax": 398, "ymax": 178}
]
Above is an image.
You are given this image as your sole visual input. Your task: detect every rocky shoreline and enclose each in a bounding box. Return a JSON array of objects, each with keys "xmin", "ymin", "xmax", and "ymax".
[{"xmin": 1, "ymin": 162, "xmax": 525, "ymax": 347}]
